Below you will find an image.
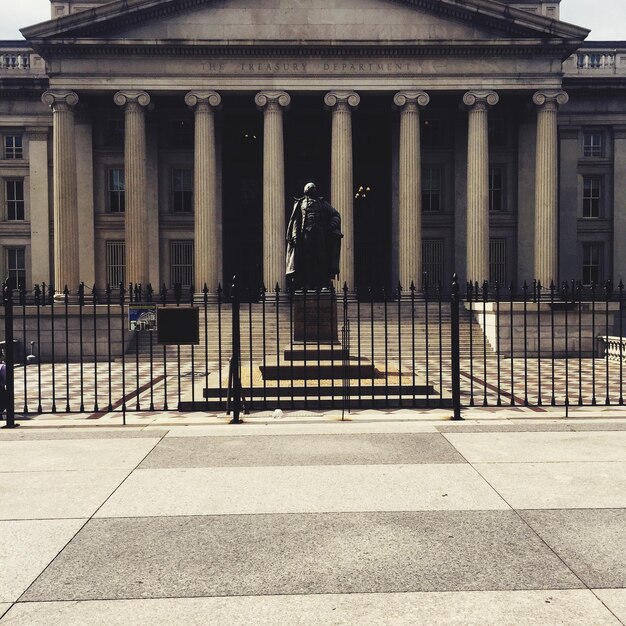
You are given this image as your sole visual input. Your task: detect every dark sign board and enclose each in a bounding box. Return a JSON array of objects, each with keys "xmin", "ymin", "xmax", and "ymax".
[{"xmin": 156, "ymin": 307, "xmax": 200, "ymax": 345}]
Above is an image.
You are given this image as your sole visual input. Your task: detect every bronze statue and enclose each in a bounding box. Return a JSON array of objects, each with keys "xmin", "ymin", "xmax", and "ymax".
[{"xmin": 286, "ymin": 182, "xmax": 342, "ymax": 290}]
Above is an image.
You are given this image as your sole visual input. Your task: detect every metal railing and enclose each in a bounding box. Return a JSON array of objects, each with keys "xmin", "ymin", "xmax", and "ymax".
[{"xmin": 0, "ymin": 276, "xmax": 624, "ymax": 426}]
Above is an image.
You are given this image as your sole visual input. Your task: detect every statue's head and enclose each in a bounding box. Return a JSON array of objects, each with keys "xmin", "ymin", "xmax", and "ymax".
[{"xmin": 304, "ymin": 182, "xmax": 317, "ymax": 197}]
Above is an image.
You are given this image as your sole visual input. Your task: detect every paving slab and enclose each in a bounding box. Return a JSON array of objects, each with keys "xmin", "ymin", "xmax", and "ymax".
[
  {"xmin": 0, "ymin": 470, "xmax": 130, "ymax": 520},
  {"xmin": 475, "ymin": 462, "xmax": 626, "ymax": 509},
  {"xmin": 0, "ymin": 519, "xmax": 85, "ymax": 602},
  {"xmin": 444, "ymin": 432, "xmax": 626, "ymax": 463},
  {"xmin": 1, "ymin": 590, "xmax": 620, "ymax": 625},
  {"xmin": 0, "ymin": 439, "xmax": 161, "ymax": 472},
  {"xmin": 140, "ymin": 433, "xmax": 464, "ymax": 468},
  {"xmin": 0, "ymin": 606, "xmax": 10, "ymax": 621},
  {"xmin": 21, "ymin": 511, "xmax": 582, "ymax": 601},
  {"xmin": 437, "ymin": 423, "xmax": 575, "ymax": 433},
  {"xmin": 96, "ymin": 464, "xmax": 507, "ymax": 517},
  {"xmin": 0, "ymin": 429, "xmax": 167, "ymax": 441},
  {"xmin": 520, "ymin": 510, "xmax": 626, "ymax": 588},
  {"xmin": 594, "ymin": 589, "xmax": 626, "ymax": 624}
]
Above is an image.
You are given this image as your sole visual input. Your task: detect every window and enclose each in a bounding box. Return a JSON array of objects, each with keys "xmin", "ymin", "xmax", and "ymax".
[
  {"xmin": 582, "ymin": 243, "xmax": 602, "ymax": 286},
  {"xmin": 171, "ymin": 168, "xmax": 193, "ymax": 213},
  {"xmin": 583, "ymin": 131, "xmax": 603, "ymax": 157},
  {"xmin": 6, "ymin": 180, "xmax": 25, "ymax": 220},
  {"xmin": 421, "ymin": 119, "xmax": 444, "ymax": 147},
  {"xmin": 489, "ymin": 166, "xmax": 505, "ymax": 212},
  {"xmin": 422, "ymin": 239, "xmax": 444, "ymax": 287},
  {"xmin": 422, "ymin": 167, "xmax": 441, "ymax": 212},
  {"xmin": 106, "ymin": 241, "xmax": 125, "ymax": 288},
  {"xmin": 108, "ymin": 169, "xmax": 125, "ymax": 213},
  {"xmin": 4, "ymin": 135, "xmax": 23, "ymax": 159},
  {"xmin": 582, "ymin": 175, "xmax": 602, "ymax": 218},
  {"xmin": 170, "ymin": 241, "xmax": 193, "ymax": 288},
  {"xmin": 489, "ymin": 238, "xmax": 507, "ymax": 286},
  {"xmin": 105, "ymin": 119, "xmax": 124, "ymax": 148},
  {"xmin": 6, "ymin": 247, "xmax": 25, "ymax": 290}
]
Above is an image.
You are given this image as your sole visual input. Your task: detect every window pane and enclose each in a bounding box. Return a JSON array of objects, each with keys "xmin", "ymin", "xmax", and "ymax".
[
  {"xmin": 4, "ymin": 135, "xmax": 23, "ymax": 159},
  {"xmin": 106, "ymin": 241, "xmax": 125, "ymax": 287},
  {"xmin": 582, "ymin": 175, "xmax": 602, "ymax": 218},
  {"xmin": 489, "ymin": 167, "xmax": 504, "ymax": 211},
  {"xmin": 583, "ymin": 132, "xmax": 603, "ymax": 157},
  {"xmin": 6, "ymin": 180, "xmax": 25, "ymax": 220},
  {"xmin": 170, "ymin": 241, "xmax": 193, "ymax": 287},
  {"xmin": 7, "ymin": 247, "xmax": 26, "ymax": 290},
  {"xmin": 108, "ymin": 169, "xmax": 125, "ymax": 213},
  {"xmin": 582, "ymin": 243, "xmax": 602, "ymax": 286},
  {"xmin": 489, "ymin": 238, "xmax": 507, "ymax": 286},
  {"xmin": 422, "ymin": 167, "xmax": 441, "ymax": 213},
  {"xmin": 172, "ymin": 168, "xmax": 192, "ymax": 213},
  {"xmin": 422, "ymin": 239, "xmax": 444, "ymax": 288}
]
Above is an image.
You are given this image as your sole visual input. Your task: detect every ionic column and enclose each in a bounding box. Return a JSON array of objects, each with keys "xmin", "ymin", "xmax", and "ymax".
[
  {"xmin": 185, "ymin": 91, "xmax": 221, "ymax": 291},
  {"xmin": 394, "ymin": 91, "xmax": 430, "ymax": 290},
  {"xmin": 114, "ymin": 90, "xmax": 151, "ymax": 287},
  {"xmin": 41, "ymin": 91, "xmax": 79, "ymax": 293},
  {"xmin": 324, "ymin": 91, "xmax": 360, "ymax": 289},
  {"xmin": 533, "ymin": 90, "xmax": 568, "ymax": 285},
  {"xmin": 463, "ymin": 91, "xmax": 498, "ymax": 285},
  {"xmin": 255, "ymin": 91, "xmax": 291, "ymax": 291}
]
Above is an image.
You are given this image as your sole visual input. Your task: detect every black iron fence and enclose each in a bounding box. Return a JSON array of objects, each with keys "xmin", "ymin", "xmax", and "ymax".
[{"xmin": 1, "ymin": 276, "xmax": 624, "ymax": 425}]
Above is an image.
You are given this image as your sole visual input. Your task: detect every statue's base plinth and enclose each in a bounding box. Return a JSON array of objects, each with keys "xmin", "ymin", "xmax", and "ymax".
[{"xmin": 293, "ymin": 290, "xmax": 338, "ymax": 343}]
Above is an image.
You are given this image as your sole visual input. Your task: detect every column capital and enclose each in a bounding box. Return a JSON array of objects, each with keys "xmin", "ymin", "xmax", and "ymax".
[
  {"xmin": 463, "ymin": 90, "xmax": 499, "ymax": 111},
  {"xmin": 393, "ymin": 91, "xmax": 430, "ymax": 111},
  {"xmin": 532, "ymin": 90, "xmax": 569, "ymax": 111},
  {"xmin": 42, "ymin": 90, "xmax": 79, "ymax": 111},
  {"xmin": 113, "ymin": 90, "xmax": 151, "ymax": 109},
  {"xmin": 254, "ymin": 91, "xmax": 291, "ymax": 111},
  {"xmin": 185, "ymin": 90, "xmax": 221, "ymax": 111},
  {"xmin": 324, "ymin": 91, "xmax": 360, "ymax": 111}
]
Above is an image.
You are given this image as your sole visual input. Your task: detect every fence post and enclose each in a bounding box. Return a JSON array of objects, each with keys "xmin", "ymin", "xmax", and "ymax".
[
  {"xmin": 229, "ymin": 275, "xmax": 242, "ymax": 424},
  {"xmin": 2, "ymin": 282, "xmax": 16, "ymax": 428},
  {"xmin": 450, "ymin": 273, "xmax": 463, "ymax": 420}
]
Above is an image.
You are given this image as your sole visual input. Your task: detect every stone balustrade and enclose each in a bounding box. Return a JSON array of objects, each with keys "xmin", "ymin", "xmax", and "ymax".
[{"xmin": 598, "ymin": 336, "xmax": 626, "ymax": 361}]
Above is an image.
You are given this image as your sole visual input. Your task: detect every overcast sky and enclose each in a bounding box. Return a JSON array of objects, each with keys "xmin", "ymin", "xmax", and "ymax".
[{"xmin": 0, "ymin": 0, "xmax": 625, "ymax": 41}]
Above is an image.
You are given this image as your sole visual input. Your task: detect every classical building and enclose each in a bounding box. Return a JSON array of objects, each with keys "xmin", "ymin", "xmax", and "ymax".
[{"xmin": 0, "ymin": 0, "xmax": 624, "ymax": 294}]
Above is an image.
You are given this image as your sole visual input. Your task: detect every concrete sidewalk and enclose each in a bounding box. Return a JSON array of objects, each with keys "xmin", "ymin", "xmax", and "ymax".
[{"xmin": 1, "ymin": 411, "xmax": 626, "ymax": 624}]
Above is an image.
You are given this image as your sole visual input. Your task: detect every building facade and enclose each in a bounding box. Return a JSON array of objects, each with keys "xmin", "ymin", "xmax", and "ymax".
[{"xmin": 0, "ymin": 0, "xmax": 624, "ymax": 293}]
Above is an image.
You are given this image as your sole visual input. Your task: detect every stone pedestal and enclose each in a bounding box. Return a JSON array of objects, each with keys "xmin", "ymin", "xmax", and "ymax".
[{"xmin": 293, "ymin": 291, "xmax": 338, "ymax": 343}]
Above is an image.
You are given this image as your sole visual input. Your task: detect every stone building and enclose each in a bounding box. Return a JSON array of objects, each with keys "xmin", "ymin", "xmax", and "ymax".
[{"xmin": 0, "ymin": 0, "xmax": 624, "ymax": 294}]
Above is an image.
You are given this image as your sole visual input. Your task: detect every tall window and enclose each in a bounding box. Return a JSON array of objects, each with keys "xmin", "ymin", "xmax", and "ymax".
[
  {"xmin": 4, "ymin": 135, "xmax": 23, "ymax": 159},
  {"xmin": 583, "ymin": 131, "xmax": 603, "ymax": 157},
  {"xmin": 170, "ymin": 241, "xmax": 193, "ymax": 288},
  {"xmin": 422, "ymin": 167, "xmax": 441, "ymax": 212},
  {"xmin": 6, "ymin": 180, "xmax": 25, "ymax": 220},
  {"xmin": 489, "ymin": 238, "xmax": 507, "ymax": 286},
  {"xmin": 489, "ymin": 166, "xmax": 505, "ymax": 212},
  {"xmin": 106, "ymin": 241, "xmax": 125, "ymax": 287},
  {"xmin": 108, "ymin": 169, "xmax": 125, "ymax": 213},
  {"xmin": 6, "ymin": 247, "xmax": 25, "ymax": 290},
  {"xmin": 582, "ymin": 243, "xmax": 602, "ymax": 286},
  {"xmin": 171, "ymin": 168, "xmax": 192, "ymax": 214},
  {"xmin": 422, "ymin": 239, "xmax": 444, "ymax": 287},
  {"xmin": 582, "ymin": 175, "xmax": 602, "ymax": 218}
]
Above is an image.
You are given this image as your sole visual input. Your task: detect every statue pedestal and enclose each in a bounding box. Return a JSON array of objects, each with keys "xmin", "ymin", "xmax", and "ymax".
[{"xmin": 293, "ymin": 290, "xmax": 338, "ymax": 343}]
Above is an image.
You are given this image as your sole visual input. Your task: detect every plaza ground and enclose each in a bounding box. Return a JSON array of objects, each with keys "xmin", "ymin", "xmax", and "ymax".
[{"xmin": 1, "ymin": 407, "xmax": 626, "ymax": 624}]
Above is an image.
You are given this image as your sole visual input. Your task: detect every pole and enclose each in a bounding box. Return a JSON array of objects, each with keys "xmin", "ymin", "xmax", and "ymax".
[
  {"xmin": 230, "ymin": 276, "xmax": 242, "ymax": 424},
  {"xmin": 450, "ymin": 274, "xmax": 463, "ymax": 420},
  {"xmin": 3, "ymin": 282, "xmax": 17, "ymax": 428}
]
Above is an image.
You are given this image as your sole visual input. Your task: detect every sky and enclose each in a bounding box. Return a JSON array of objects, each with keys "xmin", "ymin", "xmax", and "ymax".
[{"xmin": 0, "ymin": 0, "xmax": 625, "ymax": 41}]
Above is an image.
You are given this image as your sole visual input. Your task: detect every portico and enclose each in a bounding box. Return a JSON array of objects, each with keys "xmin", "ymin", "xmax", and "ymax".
[{"xmin": 24, "ymin": 0, "xmax": 588, "ymax": 294}]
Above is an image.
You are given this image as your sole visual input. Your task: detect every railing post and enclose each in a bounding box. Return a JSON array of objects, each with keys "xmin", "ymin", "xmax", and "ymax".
[
  {"xmin": 230, "ymin": 275, "xmax": 242, "ymax": 424},
  {"xmin": 2, "ymin": 282, "xmax": 16, "ymax": 428},
  {"xmin": 450, "ymin": 273, "xmax": 463, "ymax": 420}
]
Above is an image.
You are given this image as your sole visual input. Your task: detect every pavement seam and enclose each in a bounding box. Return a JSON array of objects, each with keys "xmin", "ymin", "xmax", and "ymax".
[
  {"xmin": 12, "ymin": 431, "xmax": 168, "ymax": 605},
  {"xmin": 590, "ymin": 590, "xmax": 626, "ymax": 626}
]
